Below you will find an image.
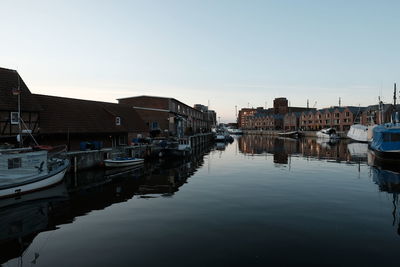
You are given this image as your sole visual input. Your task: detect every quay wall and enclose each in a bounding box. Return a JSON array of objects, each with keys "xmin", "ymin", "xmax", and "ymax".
[
  {"xmin": 243, "ymin": 130, "xmax": 348, "ymax": 138},
  {"xmin": 66, "ymin": 133, "xmax": 213, "ymax": 172}
]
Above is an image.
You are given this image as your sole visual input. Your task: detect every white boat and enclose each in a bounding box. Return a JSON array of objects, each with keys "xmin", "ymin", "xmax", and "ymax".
[
  {"xmin": 0, "ymin": 148, "xmax": 70, "ymax": 199},
  {"xmin": 316, "ymin": 128, "xmax": 340, "ymax": 140},
  {"xmin": 227, "ymin": 128, "xmax": 243, "ymax": 135},
  {"xmin": 347, "ymin": 124, "xmax": 369, "ymax": 142},
  {"xmin": 104, "ymin": 157, "xmax": 144, "ymax": 168}
]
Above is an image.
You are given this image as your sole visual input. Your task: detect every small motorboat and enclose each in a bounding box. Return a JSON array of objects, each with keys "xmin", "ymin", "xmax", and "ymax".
[
  {"xmin": 316, "ymin": 128, "xmax": 340, "ymax": 140},
  {"xmin": 347, "ymin": 124, "xmax": 369, "ymax": 142},
  {"xmin": 227, "ymin": 128, "xmax": 243, "ymax": 135},
  {"xmin": 104, "ymin": 157, "xmax": 144, "ymax": 168},
  {"xmin": 278, "ymin": 131, "xmax": 303, "ymax": 139}
]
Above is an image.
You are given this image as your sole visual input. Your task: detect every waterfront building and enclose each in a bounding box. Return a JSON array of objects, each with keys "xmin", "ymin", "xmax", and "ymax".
[
  {"xmin": 33, "ymin": 94, "xmax": 148, "ymax": 150},
  {"xmin": 239, "ymin": 95, "xmax": 395, "ymax": 132},
  {"xmin": 0, "ymin": 67, "xmax": 41, "ymax": 143},
  {"xmin": 283, "ymin": 112, "xmax": 302, "ymax": 131},
  {"xmin": 118, "ymin": 96, "xmax": 214, "ymax": 136},
  {"xmin": 0, "ymin": 67, "xmax": 148, "ymax": 149},
  {"xmin": 239, "ymin": 98, "xmax": 313, "ymax": 130},
  {"xmin": 238, "ymin": 108, "xmax": 258, "ymax": 129}
]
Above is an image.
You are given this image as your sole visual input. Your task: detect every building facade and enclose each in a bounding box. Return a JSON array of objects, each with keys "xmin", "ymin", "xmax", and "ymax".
[
  {"xmin": 118, "ymin": 96, "xmax": 215, "ymax": 137},
  {"xmin": 0, "ymin": 67, "xmax": 42, "ymax": 144}
]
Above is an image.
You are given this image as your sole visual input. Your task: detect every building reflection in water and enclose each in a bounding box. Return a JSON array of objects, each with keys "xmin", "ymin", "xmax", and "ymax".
[
  {"xmin": 238, "ymin": 135, "xmax": 365, "ymax": 164},
  {"xmin": 0, "ymin": 146, "xmax": 211, "ymax": 265}
]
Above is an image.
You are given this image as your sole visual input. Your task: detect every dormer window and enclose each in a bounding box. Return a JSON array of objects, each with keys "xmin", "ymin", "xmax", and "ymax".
[{"xmin": 116, "ymin": 117, "xmax": 121, "ymax": 125}]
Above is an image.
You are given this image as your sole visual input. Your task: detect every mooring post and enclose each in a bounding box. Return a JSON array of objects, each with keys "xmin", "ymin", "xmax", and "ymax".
[{"xmin": 74, "ymin": 156, "xmax": 77, "ymax": 174}]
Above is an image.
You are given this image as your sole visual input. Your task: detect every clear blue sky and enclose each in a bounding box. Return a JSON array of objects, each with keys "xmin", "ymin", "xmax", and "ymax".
[{"xmin": 1, "ymin": 0, "xmax": 399, "ymax": 122}]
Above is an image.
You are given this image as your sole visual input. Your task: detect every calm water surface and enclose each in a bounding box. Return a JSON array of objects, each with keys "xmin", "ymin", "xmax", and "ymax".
[{"xmin": 2, "ymin": 136, "xmax": 400, "ymax": 266}]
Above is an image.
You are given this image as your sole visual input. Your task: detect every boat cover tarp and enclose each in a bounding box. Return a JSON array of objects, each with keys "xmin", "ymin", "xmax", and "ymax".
[{"xmin": 371, "ymin": 125, "xmax": 400, "ymax": 152}]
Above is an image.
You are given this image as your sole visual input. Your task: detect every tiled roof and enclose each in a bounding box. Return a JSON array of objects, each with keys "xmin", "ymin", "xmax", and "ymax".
[
  {"xmin": 0, "ymin": 67, "xmax": 42, "ymax": 111},
  {"xmin": 33, "ymin": 94, "xmax": 147, "ymax": 134}
]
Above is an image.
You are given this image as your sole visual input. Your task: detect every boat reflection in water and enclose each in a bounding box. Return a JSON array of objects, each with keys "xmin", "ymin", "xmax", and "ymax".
[
  {"xmin": 369, "ymin": 154, "xmax": 400, "ymax": 236},
  {"xmin": 1, "ymin": 147, "xmax": 211, "ymax": 266},
  {"xmin": 238, "ymin": 135, "xmax": 361, "ymax": 164},
  {"xmin": 0, "ymin": 183, "xmax": 69, "ymax": 265}
]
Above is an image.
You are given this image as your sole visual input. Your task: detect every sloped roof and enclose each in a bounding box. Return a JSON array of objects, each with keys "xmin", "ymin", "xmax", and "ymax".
[
  {"xmin": 33, "ymin": 94, "xmax": 147, "ymax": 134},
  {"xmin": 0, "ymin": 67, "xmax": 42, "ymax": 111}
]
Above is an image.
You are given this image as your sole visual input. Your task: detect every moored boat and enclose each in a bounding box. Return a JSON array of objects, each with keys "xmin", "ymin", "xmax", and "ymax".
[
  {"xmin": 347, "ymin": 124, "xmax": 369, "ymax": 142},
  {"xmin": 369, "ymin": 123, "xmax": 400, "ymax": 161},
  {"xmin": 0, "ymin": 148, "xmax": 70, "ymax": 198},
  {"xmin": 316, "ymin": 128, "xmax": 340, "ymax": 140},
  {"xmin": 227, "ymin": 128, "xmax": 243, "ymax": 135},
  {"xmin": 104, "ymin": 157, "xmax": 144, "ymax": 168},
  {"xmin": 278, "ymin": 131, "xmax": 303, "ymax": 139}
]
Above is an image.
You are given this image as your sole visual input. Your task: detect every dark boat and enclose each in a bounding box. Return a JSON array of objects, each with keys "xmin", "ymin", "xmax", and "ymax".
[
  {"xmin": 369, "ymin": 124, "xmax": 400, "ymax": 161},
  {"xmin": 277, "ymin": 131, "xmax": 303, "ymax": 139}
]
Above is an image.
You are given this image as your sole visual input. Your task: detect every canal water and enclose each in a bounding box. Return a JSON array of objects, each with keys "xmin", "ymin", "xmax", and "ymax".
[{"xmin": 2, "ymin": 136, "xmax": 400, "ymax": 266}]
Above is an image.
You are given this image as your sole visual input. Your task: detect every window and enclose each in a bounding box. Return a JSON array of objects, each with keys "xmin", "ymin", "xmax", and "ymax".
[
  {"xmin": 10, "ymin": 112, "xmax": 19, "ymax": 125},
  {"xmin": 345, "ymin": 112, "xmax": 350, "ymax": 117},
  {"xmin": 118, "ymin": 135, "xmax": 127, "ymax": 145},
  {"xmin": 335, "ymin": 113, "xmax": 340, "ymax": 118},
  {"xmin": 392, "ymin": 134, "xmax": 400, "ymax": 142},
  {"xmin": 115, "ymin": 117, "xmax": 121, "ymax": 126},
  {"xmin": 384, "ymin": 133, "xmax": 400, "ymax": 142},
  {"xmin": 151, "ymin": 121, "xmax": 159, "ymax": 129},
  {"xmin": 8, "ymin": 158, "xmax": 21, "ymax": 169}
]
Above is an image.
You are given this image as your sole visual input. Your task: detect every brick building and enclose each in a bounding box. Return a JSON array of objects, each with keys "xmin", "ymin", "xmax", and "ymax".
[
  {"xmin": 239, "ymin": 98, "xmax": 313, "ymax": 130},
  {"xmin": 237, "ymin": 108, "xmax": 258, "ymax": 129},
  {"xmin": 118, "ymin": 96, "xmax": 215, "ymax": 137},
  {"xmin": 33, "ymin": 94, "xmax": 148, "ymax": 150},
  {"xmin": 299, "ymin": 106, "xmax": 365, "ymax": 131},
  {"xmin": 283, "ymin": 112, "xmax": 302, "ymax": 131}
]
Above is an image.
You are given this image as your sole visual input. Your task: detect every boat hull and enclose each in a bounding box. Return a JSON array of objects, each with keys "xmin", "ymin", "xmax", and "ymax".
[
  {"xmin": 278, "ymin": 131, "xmax": 303, "ymax": 139},
  {"xmin": 347, "ymin": 124, "xmax": 369, "ymax": 142},
  {"xmin": 104, "ymin": 159, "xmax": 144, "ymax": 168},
  {"xmin": 0, "ymin": 161, "xmax": 69, "ymax": 199},
  {"xmin": 370, "ymin": 149, "xmax": 400, "ymax": 161}
]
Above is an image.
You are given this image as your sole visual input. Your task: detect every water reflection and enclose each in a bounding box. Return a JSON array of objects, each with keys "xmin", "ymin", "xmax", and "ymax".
[
  {"xmin": 238, "ymin": 135, "xmax": 361, "ymax": 164},
  {"xmin": 371, "ymin": 166, "xmax": 400, "ymax": 236},
  {"xmin": 0, "ymin": 147, "xmax": 211, "ymax": 266},
  {"xmin": 0, "ymin": 183, "xmax": 68, "ymax": 265}
]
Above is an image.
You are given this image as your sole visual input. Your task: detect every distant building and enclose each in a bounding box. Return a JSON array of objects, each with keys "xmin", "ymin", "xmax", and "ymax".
[
  {"xmin": 237, "ymin": 108, "xmax": 258, "ymax": 129},
  {"xmin": 238, "ymin": 98, "xmax": 313, "ymax": 130}
]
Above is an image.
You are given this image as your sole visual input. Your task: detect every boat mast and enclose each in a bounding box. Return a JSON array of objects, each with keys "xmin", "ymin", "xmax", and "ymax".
[
  {"xmin": 394, "ymin": 83, "xmax": 397, "ymax": 123},
  {"xmin": 12, "ymin": 70, "xmax": 22, "ymax": 147}
]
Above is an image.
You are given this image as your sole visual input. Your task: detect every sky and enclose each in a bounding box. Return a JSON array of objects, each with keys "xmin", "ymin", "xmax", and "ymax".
[{"xmin": 1, "ymin": 0, "xmax": 399, "ymax": 122}]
